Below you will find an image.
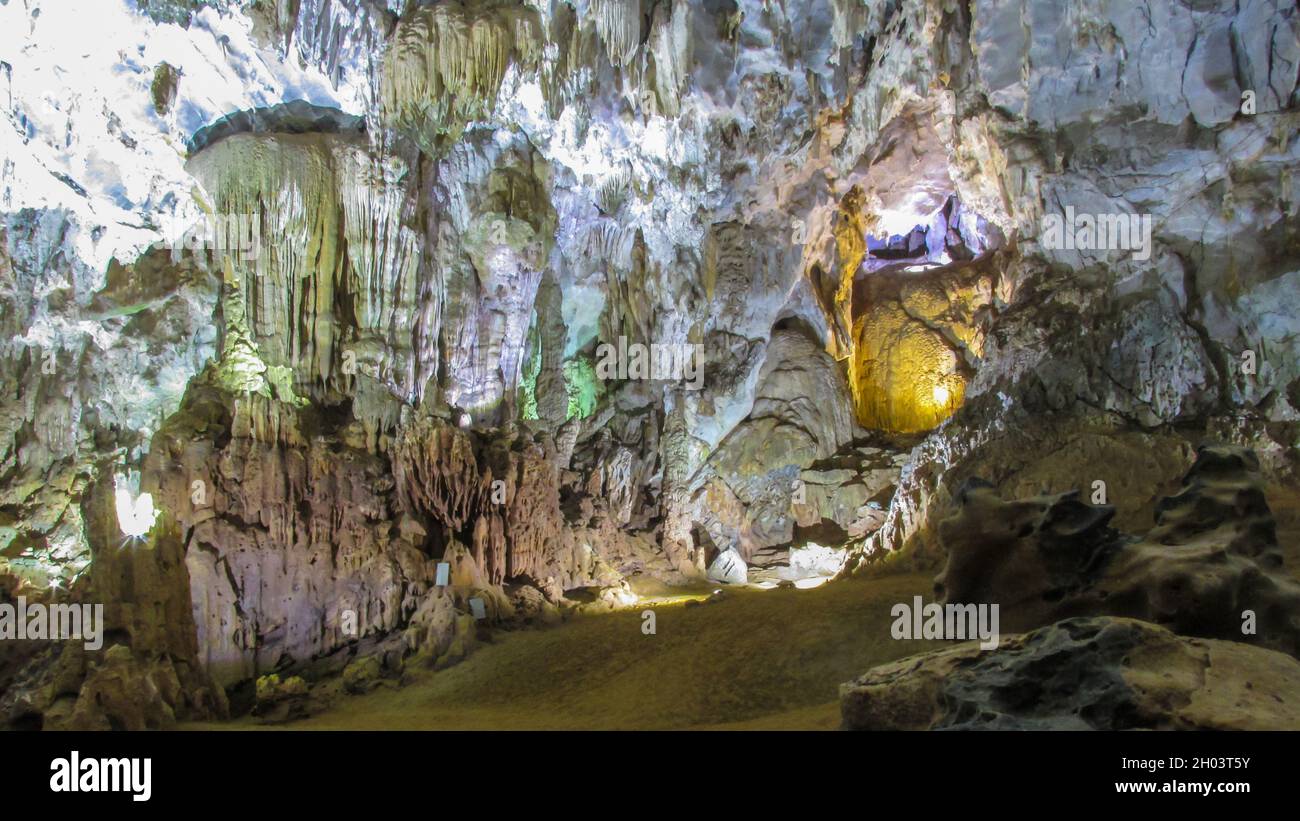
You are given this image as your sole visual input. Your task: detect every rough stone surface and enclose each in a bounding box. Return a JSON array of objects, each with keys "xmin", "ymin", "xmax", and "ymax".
[
  {"xmin": 933, "ymin": 445, "xmax": 1300, "ymax": 656},
  {"xmin": 706, "ymin": 548, "xmax": 747, "ymax": 586},
  {"xmin": 841, "ymin": 616, "xmax": 1300, "ymax": 731}
]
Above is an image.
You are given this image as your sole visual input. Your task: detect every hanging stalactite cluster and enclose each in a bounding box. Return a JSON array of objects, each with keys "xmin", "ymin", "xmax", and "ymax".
[
  {"xmin": 391, "ymin": 417, "xmax": 576, "ymax": 586},
  {"xmin": 187, "ymin": 132, "xmax": 429, "ymax": 408},
  {"xmin": 380, "ymin": 2, "xmax": 546, "ymax": 150},
  {"xmin": 381, "ymin": 0, "xmax": 699, "ymax": 143}
]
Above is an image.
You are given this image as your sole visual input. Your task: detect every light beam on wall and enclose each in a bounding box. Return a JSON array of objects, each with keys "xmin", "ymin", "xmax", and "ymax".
[{"xmin": 114, "ymin": 473, "xmax": 157, "ymax": 540}]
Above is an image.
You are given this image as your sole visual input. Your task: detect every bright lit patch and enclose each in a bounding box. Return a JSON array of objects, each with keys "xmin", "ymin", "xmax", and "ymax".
[
  {"xmin": 848, "ymin": 291, "xmax": 977, "ymax": 433},
  {"xmin": 774, "ymin": 542, "xmax": 848, "ymax": 589},
  {"xmin": 793, "ymin": 577, "xmax": 830, "ymax": 590},
  {"xmin": 114, "ymin": 474, "xmax": 157, "ymax": 541}
]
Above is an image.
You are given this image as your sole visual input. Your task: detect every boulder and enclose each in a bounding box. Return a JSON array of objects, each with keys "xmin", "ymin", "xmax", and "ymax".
[
  {"xmin": 842, "ymin": 617, "xmax": 1300, "ymax": 731},
  {"xmin": 707, "ymin": 549, "xmax": 748, "ymax": 586},
  {"xmin": 935, "ymin": 445, "xmax": 1300, "ymax": 657}
]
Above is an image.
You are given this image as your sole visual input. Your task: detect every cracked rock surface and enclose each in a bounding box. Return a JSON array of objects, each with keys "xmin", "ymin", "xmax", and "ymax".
[{"xmin": 841, "ymin": 616, "xmax": 1300, "ymax": 731}]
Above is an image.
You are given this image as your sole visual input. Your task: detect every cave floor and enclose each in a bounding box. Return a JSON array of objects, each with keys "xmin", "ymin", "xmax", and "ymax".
[
  {"xmin": 184, "ymin": 485, "xmax": 1300, "ymax": 732},
  {"xmin": 201, "ymin": 572, "xmax": 942, "ymax": 730}
]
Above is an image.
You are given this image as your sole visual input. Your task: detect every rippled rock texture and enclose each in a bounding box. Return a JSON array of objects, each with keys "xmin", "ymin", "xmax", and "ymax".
[
  {"xmin": 841, "ymin": 444, "xmax": 1300, "ymax": 730},
  {"xmin": 937, "ymin": 445, "xmax": 1300, "ymax": 651},
  {"xmin": 841, "ymin": 616, "xmax": 1300, "ymax": 731}
]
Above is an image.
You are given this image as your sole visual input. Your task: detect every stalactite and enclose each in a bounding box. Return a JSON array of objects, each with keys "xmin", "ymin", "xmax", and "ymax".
[
  {"xmin": 647, "ymin": 0, "xmax": 692, "ymax": 116},
  {"xmin": 335, "ymin": 146, "xmax": 429, "ymax": 403},
  {"xmin": 533, "ymin": 273, "xmax": 570, "ymax": 427},
  {"xmin": 830, "ymin": 0, "xmax": 874, "ymax": 51},
  {"xmin": 392, "ymin": 418, "xmax": 573, "ymax": 586},
  {"xmin": 392, "ymin": 417, "xmax": 491, "ymax": 531},
  {"xmin": 188, "ymin": 131, "xmax": 431, "ymax": 406},
  {"xmin": 188, "ymin": 134, "xmax": 344, "ymax": 393},
  {"xmin": 504, "ymin": 448, "xmax": 565, "ymax": 580},
  {"xmin": 541, "ymin": 6, "xmax": 602, "ymax": 121},
  {"xmin": 380, "ymin": 2, "xmax": 545, "ymax": 147},
  {"xmin": 831, "ymin": 186, "xmax": 869, "ymax": 359},
  {"xmin": 592, "ymin": 0, "xmax": 643, "ymax": 68}
]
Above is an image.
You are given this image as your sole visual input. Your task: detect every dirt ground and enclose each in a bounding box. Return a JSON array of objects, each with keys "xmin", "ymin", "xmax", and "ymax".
[
  {"xmin": 187, "ymin": 484, "xmax": 1300, "ymax": 731},
  {"xmin": 199, "ymin": 572, "xmax": 941, "ymax": 731}
]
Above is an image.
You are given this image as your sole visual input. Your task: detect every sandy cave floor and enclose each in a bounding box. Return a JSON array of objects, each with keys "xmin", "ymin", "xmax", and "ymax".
[
  {"xmin": 182, "ymin": 485, "xmax": 1300, "ymax": 732},
  {"xmin": 190, "ymin": 573, "xmax": 942, "ymax": 731}
]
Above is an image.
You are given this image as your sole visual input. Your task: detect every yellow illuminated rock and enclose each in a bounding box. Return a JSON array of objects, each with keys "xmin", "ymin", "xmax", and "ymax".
[
  {"xmin": 830, "ymin": 187, "xmax": 870, "ymax": 358},
  {"xmin": 846, "ymin": 268, "xmax": 994, "ymax": 433}
]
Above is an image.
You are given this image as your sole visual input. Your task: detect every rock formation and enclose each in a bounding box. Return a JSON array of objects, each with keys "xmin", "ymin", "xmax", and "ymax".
[
  {"xmin": 0, "ymin": 0, "xmax": 1296, "ymax": 731},
  {"xmin": 841, "ymin": 616, "xmax": 1300, "ymax": 731},
  {"xmin": 935, "ymin": 445, "xmax": 1300, "ymax": 656},
  {"xmin": 841, "ymin": 444, "xmax": 1300, "ymax": 730}
]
